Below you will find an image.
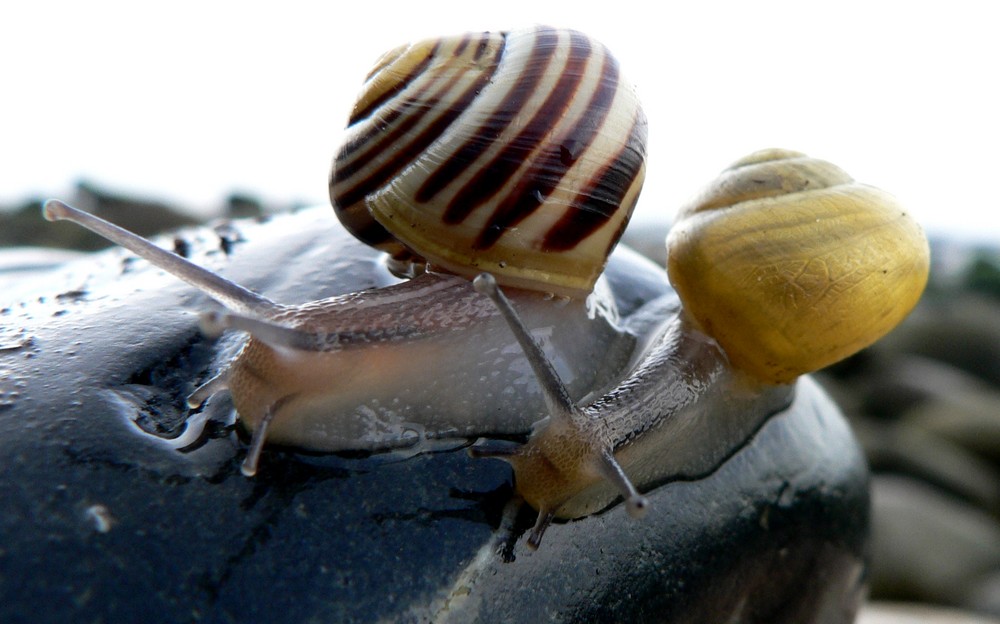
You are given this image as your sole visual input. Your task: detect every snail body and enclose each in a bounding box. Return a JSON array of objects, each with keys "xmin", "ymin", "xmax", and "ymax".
[
  {"xmin": 471, "ymin": 149, "xmax": 929, "ymax": 546},
  {"xmin": 42, "ymin": 201, "xmax": 650, "ymax": 474},
  {"xmin": 43, "ymin": 27, "xmax": 652, "ymax": 479}
]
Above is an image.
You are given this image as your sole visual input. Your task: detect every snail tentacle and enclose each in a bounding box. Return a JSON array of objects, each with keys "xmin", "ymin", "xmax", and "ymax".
[
  {"xmin": 472, "ymin": 273, "xmax": 577, "ymax": 420},
  {"xmin": 43, "ymin": 200, "xmax": 280, "ymax": 318},
  {"xmin": 241, "ymin": 405, "xmax": 276, "ymax": 477},
  {"xmin": 199, "ymin": 310, "xmax": 332, "ymax": 351},
  {"xmin": 597, "ymin": 450, "xmax": 649, "ymax": 519},
  {"xmin": 527, "ymin": 509, "xmax": 555, "ymax": 550},
  {"xmin": 473, "ymin": 272, "xmax": 648, "ymax": 544},
  {"xmin": 467, "ymin": 443, "xmax": 521, "ymax": 459}
]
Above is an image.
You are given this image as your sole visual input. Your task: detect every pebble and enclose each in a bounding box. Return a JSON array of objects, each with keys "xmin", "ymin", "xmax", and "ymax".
[
  {"xmin": 869, "ymin": 476, "xmax": 1000, "ymax": 611},
  {"xmin": 858, "ymin": 602, "xmax": 1000, "ymax": 624}
]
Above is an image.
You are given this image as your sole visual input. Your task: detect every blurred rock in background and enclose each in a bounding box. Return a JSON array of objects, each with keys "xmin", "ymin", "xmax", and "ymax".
[
  {"xmin": 0, "ymin": 180, "xmax": 275, "ymax": 251},
  {"xmin": 1, "ymin": 181, "xmax": 200, "ymax": 250}
]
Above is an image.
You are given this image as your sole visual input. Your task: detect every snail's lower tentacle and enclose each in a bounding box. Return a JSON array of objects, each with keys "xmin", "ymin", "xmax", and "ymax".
[
  {"xmin": 241, "ymin": 406, "xmax": 276, "ymax": 477},
  {"xmin": 199, "ymin": 311, "xmax": 301, "ymax": 346},
  {"xmin": 527, "ymin": 509, "xmax": 555, "ymax": 550},
  {"xmin": 200, "ymin": 311, "xmax": 347, "ymax": 353},
  {"xmin": 597, "ymin": 451, "xmax": 649, "ymax": 519},
  {"xmin": 467, "ymin": 443, "xmax": 521, "ymax": 459}
]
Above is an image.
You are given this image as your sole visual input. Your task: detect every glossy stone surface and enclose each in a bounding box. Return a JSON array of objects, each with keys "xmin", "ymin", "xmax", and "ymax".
[
  {"xmin": 0, "ymin": 207, "xmax": 869, "ymax": 623},
  {"xmin": 430, "ymin": 376, "xmax": 869, "ymax": 624}
]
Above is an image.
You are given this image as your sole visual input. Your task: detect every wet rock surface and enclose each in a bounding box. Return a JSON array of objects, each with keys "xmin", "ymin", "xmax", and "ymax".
[
  {"xmin": 0, "ymin": 205, "xmax": 870, "ymax": 623},
  {"xmin": 430, "ymin": 376, "xmax": 868, "ymax": 624}
]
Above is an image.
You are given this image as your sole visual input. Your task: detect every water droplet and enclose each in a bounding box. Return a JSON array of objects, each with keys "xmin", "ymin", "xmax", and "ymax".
[
  {"xmin": 0, "ymin": 369, "xmax": 25, "ymax": 411},
  {"xmin": 0, "ymin": 330, "xmax": 34, "ymax": 353},
  {"xmin": 84, "ymin": 504, "xmax": 115, "ymax": 534}
]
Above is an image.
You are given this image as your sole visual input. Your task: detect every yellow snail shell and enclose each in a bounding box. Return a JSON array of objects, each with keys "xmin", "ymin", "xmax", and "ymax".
[
  {"xmin": 666, "ymin": 148, "xmax": 931, "ymax": 384},
  {"xmin": 329, "ymin": 26, "xmax": 648, "ymax": 298}
]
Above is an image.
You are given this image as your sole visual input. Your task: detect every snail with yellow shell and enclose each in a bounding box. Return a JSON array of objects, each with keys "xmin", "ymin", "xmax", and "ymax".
[
  {"xmin": 43, "ymin": 25, "xmax": 928, "ymax": 549},
  {"xmin": 470, "ymin": 147, "xmax": 929, "ymax": 544}
]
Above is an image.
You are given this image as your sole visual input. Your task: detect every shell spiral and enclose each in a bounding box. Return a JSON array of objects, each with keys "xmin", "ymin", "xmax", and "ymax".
[
  {"xmin": 666, "ymin": 148, "xmax": 931, "ymax": 384},
  {"xmin": 329, "ymin": 26, "xmax": 648, "ymax": 297}
]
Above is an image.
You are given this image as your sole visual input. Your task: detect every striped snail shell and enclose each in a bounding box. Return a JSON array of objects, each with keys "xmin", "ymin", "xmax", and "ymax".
[
  {"xmin": 329, "ymin": 26, "xmax": 648, "ymax": 297},
  {"xmin": 666, "ymin": 148, "xmax": 931, "ymax": 384}
]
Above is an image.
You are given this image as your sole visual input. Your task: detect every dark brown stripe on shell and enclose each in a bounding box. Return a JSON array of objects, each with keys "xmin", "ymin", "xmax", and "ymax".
[
  {"xmin": 347, "ymin": 214, "xmax": 398, "ymax": 248},
  {"xmin": 601, "ymin": 188, "xmax": 642, "ymax": 260},
  {"xmin": 334, "ymin": 107, "xmax": 406, "ymax": 180},
  {"xmin": 542, "ymin": 112, "xmax": 646, "ymax": 251},
  {"xmin": 474, "ymin": 35, "xmax": 494, "ymax": 61},
  {"xmin": 336, "ymin": 34, "xmax": 486, "ymax": 170},
  {"xmin": 442, "ymin": 32, "xmax": 591, "ymax": 225},
  {"xmin": 414, "ymin": 28, "xmax": 559, "ymax": 205},
  {"xmin": 347, "ymin": 42, "xmax": 439, "ymax": 127},
  {"xmin": 473, "ymin": 42, "xmax": 620, "ymax": 250},
  {"xmin": 453, "ymin": 32, "xmax": 472, "ymax": 56},
  {"xmin": 332, "ymin": 35, "xmax": 504, "ymax": 211}
]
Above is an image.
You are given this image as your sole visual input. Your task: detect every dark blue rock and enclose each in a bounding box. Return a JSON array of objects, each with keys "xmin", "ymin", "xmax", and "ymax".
[{"xmin": 0, "ymin": 207, "xmax": 868, "ymax": 623}]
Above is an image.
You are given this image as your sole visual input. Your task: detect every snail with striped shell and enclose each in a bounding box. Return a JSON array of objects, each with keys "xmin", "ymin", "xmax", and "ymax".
[
  {"xmin": 330, "ymin": 26, "xmax": 645, "ymax": 296},
  {"xmin": 43, "ymin": 26, "xmax": 649, "ymax": 481}
]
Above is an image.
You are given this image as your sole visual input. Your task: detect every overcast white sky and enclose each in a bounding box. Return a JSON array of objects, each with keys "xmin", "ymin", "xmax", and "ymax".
[{"xmin": 4, "ymin": 0, "xmax": 999, "ymax": 242}]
